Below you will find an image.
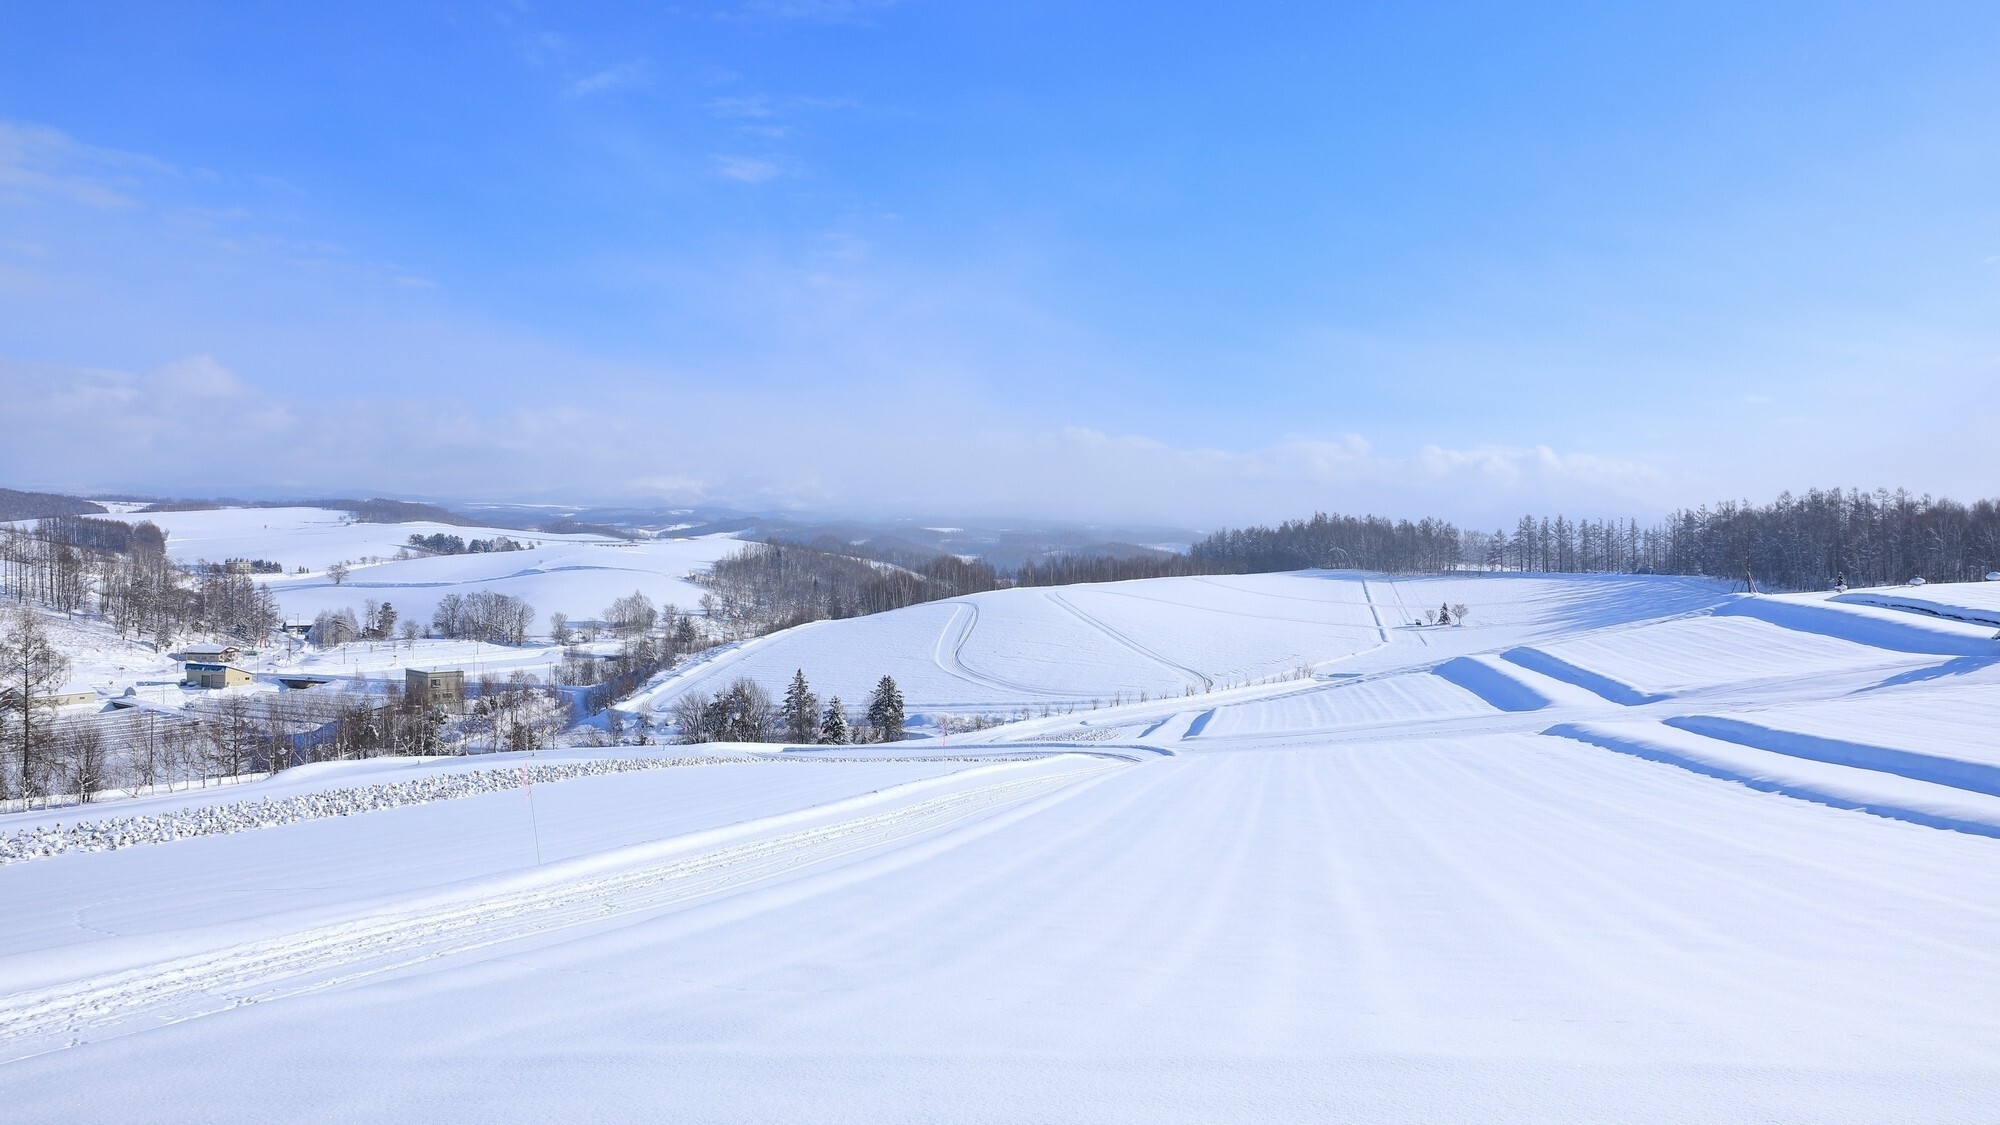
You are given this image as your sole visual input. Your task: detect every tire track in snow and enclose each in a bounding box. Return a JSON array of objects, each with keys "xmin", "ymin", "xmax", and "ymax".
[
  {"xmin": 1089, "ymin": 583, "xmax": 1389, "ymax": 629},
  {"xmin": 1356, "ymin": 578, "xmax": 1392, "ymax": 644},
  {"xmin": 1379, "ymin": 576, "xmax": 1430, "ymax": 646},
  {"xmin": 1043, "ymin": 590, "xmax": 1215, "ymax": 692},
  {"xmin": 0, "ymin": 757, "xmax": 1118, "ymax": 1062},
  {"xmin": 929, "ymin": 602, "xmax": 1087, "ymax": 698}
]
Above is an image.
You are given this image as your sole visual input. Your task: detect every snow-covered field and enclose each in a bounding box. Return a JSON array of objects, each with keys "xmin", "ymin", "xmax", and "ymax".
[
  {"xmin": 78, "ymin": 505, "xmax": 741, "ymax": 624},
  {"xmin": 7, "ymin": 572, "xmax": 2000, "ymax": 1122},
  {"xmin": 622, "ymin": 572, "xmax": 1727, "ymax": 722},
  {"xmin": 1832, "ymin": 579, "xmax": 2000, "ymax": 628},
  {"xmin": 260, "ymin": 536, "xmax": 738, "ymax": 627},
  {"xmin": 79, "ymin": 505, "xmax": 614, "ymax": 571}
]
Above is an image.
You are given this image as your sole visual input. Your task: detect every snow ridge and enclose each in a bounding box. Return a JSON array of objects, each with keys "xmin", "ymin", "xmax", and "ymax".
[{"xmin": 0, "ymin": 757, "xmax": 742, "ymax": 865}]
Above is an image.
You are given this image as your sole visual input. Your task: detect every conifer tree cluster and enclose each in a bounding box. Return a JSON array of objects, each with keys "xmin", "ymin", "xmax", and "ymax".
[{"xmin": 674, "ymin": 670, "xmax": 905, "ymax": 745}]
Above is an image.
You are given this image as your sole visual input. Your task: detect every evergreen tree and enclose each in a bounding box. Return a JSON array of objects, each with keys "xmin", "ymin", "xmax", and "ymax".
[
  {"xmin": 782, "ymin": 669, "xmax": 820, "ymax": 744},
  {"xmin": 819, "ymin": 696, "xmax": 850, "ymax": 744},
  {"xmin": 866, "ymin": 675, "xmax": 906, "ymax": 743}
]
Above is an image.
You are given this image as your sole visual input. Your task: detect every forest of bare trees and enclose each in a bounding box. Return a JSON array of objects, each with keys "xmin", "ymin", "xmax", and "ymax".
[
  {"xmin": 1183, "ymin": 489, "xmax": 2000, "ymax": 591},
  {"xmin": 429, "ymin": 591, "xmax": 536, "ymax": 645},
  {"xmin": 1190, "ymin": 512, "xmax": 1466, "ymax": 574},
  {"xmin": 696, "ymin": 541, "xmax": 1001, "ymax": 636},
  {"xmin": 2, "ymin": 517, "xmax": 280, "ymax": 645}
]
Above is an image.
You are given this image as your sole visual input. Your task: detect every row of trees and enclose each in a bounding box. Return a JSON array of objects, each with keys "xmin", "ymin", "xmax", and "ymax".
[
  {"xmin": 697, "ymin": 542, "xmax": 1002, "ymax": 637},
  {"xmin": 1032, "ymin": 490, "xmax": 2000, "ymax": 593},
  {"xmin": 1456, "ymin": 490, "xmax": 2000, "ymax": 590},
  {"xmin": 1190, "ymin": 513, "xmax": 1467, "ymax": 575},
  {"xmin": 1651, "ymin": 489, "xmax": 2000, "ymax": 590},
  {"xmin": 673, "ymin": 671, "xmax": 905, "ymax": 745},
  {"xmin": 308, "ymin": 599, "xmax": 417, "ymax": 647},
  {"xmin": 429, "ymin": 591, "xmax": 536, "ymax": 644},
  {"xmin": 406, "ymin": 533, "xmax": 527, "ymax": 556},
  {"xmin": 1013, "ymin": 552, "xmax": 1196, "ymax": 587}
]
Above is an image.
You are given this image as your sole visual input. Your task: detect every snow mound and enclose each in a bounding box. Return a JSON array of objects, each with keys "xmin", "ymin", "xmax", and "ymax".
[
  {"xmin": 1832, "ymin": 582, "xmax": 2000, "ymax": 630},
  {"xmin": 1717, "ymin": 594, "xmax": 1996, "ymax": 656}
]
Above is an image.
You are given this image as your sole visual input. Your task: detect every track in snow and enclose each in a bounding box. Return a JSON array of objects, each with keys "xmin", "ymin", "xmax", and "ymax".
[
  {"xmin": 1043, "ymin": 590, "xmax": 1215, "ymax": 692},
  {"xmin": 0, "ymin": 757, "xmax": 1115, "ymax": 1062},
  {"xmin": 931, "ymin": 602, "xmax": 1087, "ymax": 698}
]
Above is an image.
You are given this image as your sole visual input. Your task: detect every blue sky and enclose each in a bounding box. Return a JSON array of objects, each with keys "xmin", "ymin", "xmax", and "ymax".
[{"xmin": 1, "ymin": 2, "xmax": 1996, "ymax": 525}]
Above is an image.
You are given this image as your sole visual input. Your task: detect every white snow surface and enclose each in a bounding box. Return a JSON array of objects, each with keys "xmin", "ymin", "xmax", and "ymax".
[
  {"xmin": 77, "ymin": 505, "xmax": 614, "ymax": 571},
  {"xmin": 623, "ymin": 572, "xmax": 1729, "ymax": 720},
  {"xmin": 1833, "ymin": 581, "xmax": 2000, "ymax": 628},
  {"xmin": 260, "ymin": 535, "xmax": 739, "ymax": 627},
  {"xmin": 69, "ymin": 505, "xmax": 741, "ymax": 624},
  {"xmin": 8, "ymin": 573, "xmax": 2000, "ymax": 1122}
]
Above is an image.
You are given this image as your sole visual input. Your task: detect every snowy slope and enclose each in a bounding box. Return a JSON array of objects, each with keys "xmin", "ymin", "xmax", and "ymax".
[
  {"xmin": 258, "ymin": 536, "xmax": 739, "ymax": 625},
  {"xmin": 7, "ymin": 569, "xmax": 2000, "ymax": 1122},
  {"xmin": 1502, "ymin": 614, "xmax": 1902, "ymax": 701},
  {"xmin": 61, "ymin": 505, "xmax": 742, "ymax": 625},
  {"xmin": 624, "ymin": 571, "xmax": 1730, "ymax": 721},
  {"xmin": 1833, "ymin": 580, "xmax": 2000, "ymax": 628},
  {"xmin": 83, "ymin": 505, "xmax": 615, "ymax": 572}
]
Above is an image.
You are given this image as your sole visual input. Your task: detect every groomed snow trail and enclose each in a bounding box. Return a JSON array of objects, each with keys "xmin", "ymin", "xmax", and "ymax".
[{"xmin": 0, "ymin": 756, "xmax": 1115, "ymax": 1063}]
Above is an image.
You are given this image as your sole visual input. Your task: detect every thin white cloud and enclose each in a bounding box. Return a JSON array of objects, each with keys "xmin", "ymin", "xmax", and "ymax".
[
  {"xmin": 708, "ymin": 95, "xmax": 776, "ymax": 119},
  {"xmin": 738, "ymin": 0, "xmax": 905, "ymax": 21},
  {"xmin": 713, "ymin": 155, "xmax": 785, "ymax": 183},
  {"xmin": 0, "ymin": 121, "xmax": 169, "ymax": 208},
  {"xmin": 568, "ymin": 59, "xmax": 654, "ymax": 98},
  {"xmin": 516, "ymin": 31, "xmax": 571, "ymax": 69}
]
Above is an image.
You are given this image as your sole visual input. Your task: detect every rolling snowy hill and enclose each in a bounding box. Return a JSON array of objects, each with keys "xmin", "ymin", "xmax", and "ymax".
[
  {"xmin": 5, "ymin": 571, "xmax": 2000, "ymax": 1122},
  {"xmin": 80, "ymin": 505, "xmax": 743, "ymax": 624}
]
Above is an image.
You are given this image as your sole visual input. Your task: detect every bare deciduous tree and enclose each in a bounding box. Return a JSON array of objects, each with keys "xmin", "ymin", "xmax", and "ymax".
[{"xmin": 1, "ymin": 608, "xmax": 71, "ymax": 805}]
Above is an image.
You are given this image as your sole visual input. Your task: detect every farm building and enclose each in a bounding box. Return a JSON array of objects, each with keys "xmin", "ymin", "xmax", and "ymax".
[
  {"xmin": 406, "ymin": 667, "xmax": 466, "ymax": 707},
  {"xmin": 184, "ymin": 662, "xmax": 255, "ymax": 690}
]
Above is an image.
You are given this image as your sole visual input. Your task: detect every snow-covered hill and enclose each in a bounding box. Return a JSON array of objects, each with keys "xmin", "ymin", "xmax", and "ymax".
[
  {"xmin": 82, "ymin": 505, "xmax": 743, "ymax": 624},
  {"xmin": 6, "ymin": 570, "xmax": 2000, "ymax": 1121},
  {"xmin": 621, "ymin": 571, "xmax": 1731, "ymax": 721}
]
